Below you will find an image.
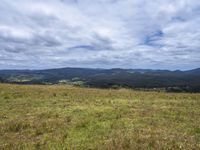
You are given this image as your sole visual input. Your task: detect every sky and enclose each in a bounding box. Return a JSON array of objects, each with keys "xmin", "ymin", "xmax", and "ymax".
[{"xmin": 0, "ymin": 0, "xmax": 200, "ymax": 70}]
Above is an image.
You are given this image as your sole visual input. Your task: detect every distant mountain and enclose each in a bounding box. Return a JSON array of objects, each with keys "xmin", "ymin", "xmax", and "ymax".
[
  {"xmin": 185, "ymin": 68, "xmax": 200, "ymax": 74},
  {"xmin": 0, "ymin": 67, "xmax": 200, "ymax": 92}
]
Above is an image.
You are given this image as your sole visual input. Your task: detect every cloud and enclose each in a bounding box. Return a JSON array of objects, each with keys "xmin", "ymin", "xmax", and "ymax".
[{"xmin": 0, "ymin": 0, "xmax": 200, "ymax": 70}]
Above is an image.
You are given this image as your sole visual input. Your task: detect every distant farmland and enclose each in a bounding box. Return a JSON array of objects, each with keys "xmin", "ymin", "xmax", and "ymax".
[{"xmin": 0, "ymin": 84, "xmax": 200, "ymax": 149}]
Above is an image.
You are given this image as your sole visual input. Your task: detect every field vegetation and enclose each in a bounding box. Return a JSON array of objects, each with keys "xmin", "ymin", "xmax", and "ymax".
[{"xmin": 0, "ymin": 84, "xmax": 200, "ymax": 149}]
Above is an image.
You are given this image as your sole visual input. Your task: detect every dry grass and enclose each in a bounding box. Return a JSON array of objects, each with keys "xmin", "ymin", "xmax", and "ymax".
[{"xmin": 0, "ymin": 84, "xmax": 200, "ymax": 150}]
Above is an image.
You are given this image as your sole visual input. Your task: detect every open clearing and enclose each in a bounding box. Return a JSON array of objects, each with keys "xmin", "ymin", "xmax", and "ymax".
[{"xmin": 0, "ymin": 84, "xmax": 200, "ymax": 149}]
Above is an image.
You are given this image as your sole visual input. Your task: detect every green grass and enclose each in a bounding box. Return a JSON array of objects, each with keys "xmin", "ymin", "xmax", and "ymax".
[{"xmin": 0, "ymin": 84, "xmax": 200, "ymax": 150}]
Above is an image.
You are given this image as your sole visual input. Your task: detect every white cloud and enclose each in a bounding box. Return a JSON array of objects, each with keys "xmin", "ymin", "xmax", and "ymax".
[{"xmin": 0, "ymin": 0, "xmax": 200, "ymax": 70}]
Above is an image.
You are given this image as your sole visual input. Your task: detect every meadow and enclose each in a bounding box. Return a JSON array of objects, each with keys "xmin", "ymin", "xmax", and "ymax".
[{"xmin": 0, "ymin": 84, "xmax": 200, "ymax": 150}]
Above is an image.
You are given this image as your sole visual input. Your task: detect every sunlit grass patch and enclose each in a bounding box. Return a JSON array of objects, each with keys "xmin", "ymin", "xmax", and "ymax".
[{"xmin": 0, "ymin": 84, "xmax": 200, "ymax": 149}]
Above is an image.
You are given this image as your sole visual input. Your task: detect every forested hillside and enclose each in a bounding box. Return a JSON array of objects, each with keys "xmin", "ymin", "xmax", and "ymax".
[{"xmin": 0, "ymin": 68, "xmax": 200, "ymax": 92}]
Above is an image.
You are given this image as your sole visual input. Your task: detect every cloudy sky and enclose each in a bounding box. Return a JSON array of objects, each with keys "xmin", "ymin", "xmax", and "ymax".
[{"xmin": 0, "ymin": 0, "xmax": 200, "ymax": 70}]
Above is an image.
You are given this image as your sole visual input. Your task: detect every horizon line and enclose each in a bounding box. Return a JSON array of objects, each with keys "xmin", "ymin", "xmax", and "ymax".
[{"xmin": 0, "ymin": 67, "xmax": 199, "ymax": 72}]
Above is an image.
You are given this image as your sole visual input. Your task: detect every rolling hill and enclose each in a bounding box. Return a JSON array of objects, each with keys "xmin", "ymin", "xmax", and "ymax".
[{"xmin": 0, "ymin": 68, "xmax": 200, "ymax": 92}]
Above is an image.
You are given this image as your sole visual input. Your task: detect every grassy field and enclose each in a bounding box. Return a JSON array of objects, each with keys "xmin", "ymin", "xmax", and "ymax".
[{"xmin": 0, "ymin": 84, "xmax": 200, "ymax": 150}]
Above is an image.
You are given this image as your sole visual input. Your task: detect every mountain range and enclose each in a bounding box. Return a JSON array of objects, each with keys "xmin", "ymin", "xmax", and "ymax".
[{"xmin": 0, "ymin": 67, "xmax": 200, "ymax": 92}]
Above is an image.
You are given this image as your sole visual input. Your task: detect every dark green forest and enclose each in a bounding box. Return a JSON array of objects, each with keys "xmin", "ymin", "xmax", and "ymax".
[{"xmin": 0, "ymin": 68, "xmax": 200, "ymax": 92}]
